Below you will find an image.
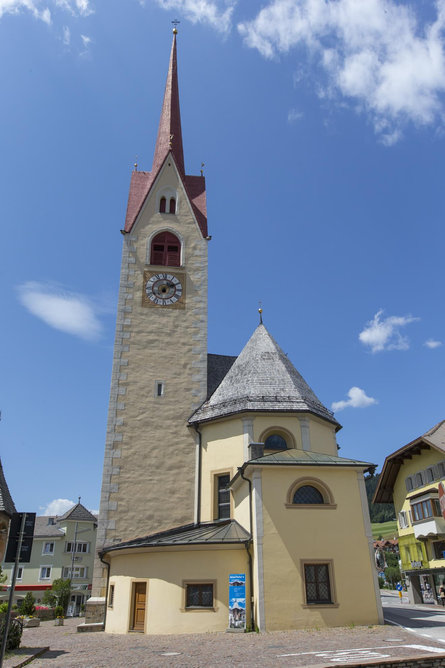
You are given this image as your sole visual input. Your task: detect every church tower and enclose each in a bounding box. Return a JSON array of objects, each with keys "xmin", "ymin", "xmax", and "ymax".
[{"xmin": 93, "ymin": 30, "xmax": 208, "ymax": 596}]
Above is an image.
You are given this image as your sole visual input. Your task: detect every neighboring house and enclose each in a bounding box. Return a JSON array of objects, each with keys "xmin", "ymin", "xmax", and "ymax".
[
  {"xmin": 2, "ymin": 502, "xmax": 97, "ymax": 616},
  {"xmin": 0, "ymin": 459, "xmax": 16, "ymax": 562},
  {"xmin": 86, "ymin": 30, "xmax": 383, "ymax": 634},
  {"xmin": 374, "ymin": 420, "xmax": 445, "ymax": 605}
]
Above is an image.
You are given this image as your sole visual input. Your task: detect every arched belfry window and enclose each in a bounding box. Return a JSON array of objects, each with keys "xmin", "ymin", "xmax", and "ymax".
[
  {"xmin": 169, "ymin": 197, "xmax": 176, "ymax": 214},
  {"xmin": 159, "ymin": 197, "xmax": 166, "ymax": 213},
  {"xmin": 150, "ymin": 231, "xmax": 181, "ymax": 267}
]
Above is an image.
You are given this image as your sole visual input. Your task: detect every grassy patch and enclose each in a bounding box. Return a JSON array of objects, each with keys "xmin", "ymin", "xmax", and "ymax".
[{"xmin": 371, "ymin": 520, "xmax": 398, "ymax": 540}]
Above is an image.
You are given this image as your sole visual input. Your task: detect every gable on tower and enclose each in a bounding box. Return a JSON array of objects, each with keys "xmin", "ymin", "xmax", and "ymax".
[{"xmin": 122, "ymin": 32, "xmax": 207, "ymax": 238}]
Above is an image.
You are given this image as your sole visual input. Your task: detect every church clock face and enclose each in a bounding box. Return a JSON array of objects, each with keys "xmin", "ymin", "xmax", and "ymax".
[{"xmin": 142, "ymin": 271, "xmax": 185, "ymax": 308}]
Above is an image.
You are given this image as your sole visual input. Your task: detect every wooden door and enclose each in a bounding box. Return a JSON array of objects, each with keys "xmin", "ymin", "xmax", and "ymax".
[{"xmin": 132, "ymin": 582, "xmax": 146, "ymax": 631}]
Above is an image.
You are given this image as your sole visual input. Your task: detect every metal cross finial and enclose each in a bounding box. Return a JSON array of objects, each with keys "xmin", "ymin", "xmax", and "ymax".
[
  {"xmin": 200, "ymin": 162, "xmax": 205, "ymax": 176},
  {"xmin": 78, "ymin": 496, "xmax": 81, "ymax": 504},
  {"xmin": 172, "ymin": 19, "xmax": 180, "ymax": 34},
  {"xmin": 258, "ymin": 301, "xmax": 263, "ymax": 325}
]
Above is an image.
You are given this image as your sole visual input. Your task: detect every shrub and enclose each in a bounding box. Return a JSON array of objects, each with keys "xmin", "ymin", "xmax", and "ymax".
[
  {"xmin": 0, "ymin": 603, "xmax": 8, "ymax": 615},
  {"xmin": 54, "ymin": 605, "xmax": 64, "ymax": 619},
  {"xmin": 0, "ymin": 616, "xmax": 23, "ymax": 651},
  {"xmin": 19, "ymin": 592, "xmax": 36, "ymax": 617}
]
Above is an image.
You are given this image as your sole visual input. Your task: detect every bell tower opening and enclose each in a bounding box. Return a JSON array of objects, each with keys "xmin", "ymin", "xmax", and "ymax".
[{"xmin": 150, "ymin": 231, "xmax": 181, "ymax": 266}]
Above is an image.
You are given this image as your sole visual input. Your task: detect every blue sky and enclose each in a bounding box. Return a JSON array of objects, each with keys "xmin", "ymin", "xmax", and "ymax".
[{"xmin": 1, "ymin": 0, "xmax": 445, "ymax": 516}]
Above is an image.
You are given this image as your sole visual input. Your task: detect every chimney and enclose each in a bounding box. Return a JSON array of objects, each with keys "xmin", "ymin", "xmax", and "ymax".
[{"xmin": 249, "ymin": 442, "xmax": 265, "ymax": 460}]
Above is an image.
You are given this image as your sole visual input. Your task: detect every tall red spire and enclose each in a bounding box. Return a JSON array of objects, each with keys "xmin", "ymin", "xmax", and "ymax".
[{"xmin": 152, "ymin": 30, "xmax": 185, "ymax": 175}]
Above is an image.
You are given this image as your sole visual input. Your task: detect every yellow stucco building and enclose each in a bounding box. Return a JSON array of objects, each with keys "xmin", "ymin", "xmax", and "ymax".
[{"xmin": 84, "ymin": 30, "xmax": 383, "ymax": 634}]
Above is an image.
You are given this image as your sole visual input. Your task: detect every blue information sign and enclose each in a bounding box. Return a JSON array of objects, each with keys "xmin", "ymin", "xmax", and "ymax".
[
  {"xmin": 229, "ymin": 573, "xmax": 246, "ymax": 630},
  {"xmin": 396, "ymin": 584, "xmax": 403, "ymax": 591}
]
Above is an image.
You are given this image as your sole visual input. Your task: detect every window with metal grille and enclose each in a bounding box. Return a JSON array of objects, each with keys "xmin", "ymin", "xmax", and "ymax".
[
  {"xmin": 217, "ymin": 474, "xmax": 230, "ymax": 519},
  {"xmin": 304, "ymin": 564, "xmax": 332, "ymax": 604},
  {"xmin": 264, "ymin": 434, "xmax": 287, "ymax": 450},
  {"xmin": 293, "ymin": 485, "xmax": 324, "ymax": 504},
  {"xmin": 150, "ymin": 231, "xmax": 181, "ymax": 266},
  {"xmin": 186, "ymin": 583, "xmax": 213, "ymax": 608}
]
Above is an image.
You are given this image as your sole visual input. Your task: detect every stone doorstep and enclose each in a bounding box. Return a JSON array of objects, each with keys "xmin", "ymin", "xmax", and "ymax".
[
  {"xmin": 76, "ymin": 622, "xmax": 104, "ymax": 633},
  {"xmin": 4, "ymin": 645, "xmax": 49, "ymax": 668}
]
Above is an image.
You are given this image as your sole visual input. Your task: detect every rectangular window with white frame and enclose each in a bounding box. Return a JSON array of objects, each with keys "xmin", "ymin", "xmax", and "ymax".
[
  {"xmin": 398, "ymin": 511, "xmax": 409, "ymax": 529},
  {"xmin": 62, "ymin": 566, "xmax": 88, "ymax": 579},
  {"xmin": 16, "ymin": 566, "xmax": 23, "ymax": 580},
  {"xmin": 42, "ymin": 542, "xmax": 55, "ymax": 555},
  {"xmin": 39, "ymin": 566, "xmax": 52, "ymax": 581},
  {"xmin": 65, "ymin": 542, "xmax": 90, "ymax": 553}
]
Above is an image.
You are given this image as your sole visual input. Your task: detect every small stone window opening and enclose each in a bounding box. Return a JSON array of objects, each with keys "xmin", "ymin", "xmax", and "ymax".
[
  {"xmin": 156, "ymin": 381, "xmax": 164, "ymax": 397},
  {"xmin": 108, "ymin": 584, "xmax": 115, "ymax": 608},
  {"xmin": 159, "ymin": 197, "xmax": 167, "ymax": 213},
  {"xmin": 169, "ymin": 197, "xmax": 176, "ymax": 214}
]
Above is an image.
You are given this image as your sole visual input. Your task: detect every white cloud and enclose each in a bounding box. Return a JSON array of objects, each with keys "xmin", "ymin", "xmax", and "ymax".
[
  {"xmin": 40, "ymin": 498, "xmax": 75, "ymax": 515},
  {"xmin": 62, "ymin": 24, "xmax": 70, "ymax": 44},
  {"xmin": 424, "ymin": 338, "xmax": 443, "ymax": 349},
  {"xmin": 332, "ymin": 386, "xmax": 377, "ymax": 412},
  {"xmin": 152, "ymin": 0, "xmax": 234, "ymax": 34},
  {"xmin": 18, "ymin": 281, "xmax": 103, "ymax": 341},
  {"xmin": 0, "ymin": 0, "xmax": 91, "ymax": 22},
  {"xmin": 238, "ymin": 0, "xmax": 445, "ymax": 142},
  {"xmin": 359, "ymin": 309, "xmax": 419, "ymax": 353},
  {"xmin": 288, "ymin": 108, "xmax": 303, "ymax": 123}
]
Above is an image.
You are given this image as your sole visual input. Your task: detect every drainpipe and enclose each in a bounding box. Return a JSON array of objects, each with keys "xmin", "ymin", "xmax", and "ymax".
[
  {"xmin": 193, "ymin": 424, "xmax": 202, "ymax": 526},
  {"xmin": 239, "ymin": 466, "xmax": 255, "ymax": 632},
  {"xmin": 99, "ymin": 552, "xmax": 111, "ymax": 629}
]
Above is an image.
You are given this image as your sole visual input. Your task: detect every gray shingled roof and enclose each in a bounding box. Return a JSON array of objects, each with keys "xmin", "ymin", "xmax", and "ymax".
[
  {"xmin": 191, "ymin": 324, "xmax": 339, "ymax": 427},
  {"xmin": 58, "ymin": 503, "xmax": 97, "ymax": 523},
  {"xmin": 0, "ymin": 459, "xmax": 16, "ymax": 517},
  {"xmin": 34, "ymin": 516, "xmax": 65, "ymax": 538},
  {"xmin": 207, "ymin": 354, "xmax": 237, "ymax": 398},
  {"xmin": 103, "ymin": 520, "xmax": 250, "ymax": 554}
]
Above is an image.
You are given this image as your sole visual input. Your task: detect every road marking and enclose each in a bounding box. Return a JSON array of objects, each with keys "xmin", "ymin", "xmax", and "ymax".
[{"xmin": 278, "ymin": 644, "xmax": 445, "ymax": 663}]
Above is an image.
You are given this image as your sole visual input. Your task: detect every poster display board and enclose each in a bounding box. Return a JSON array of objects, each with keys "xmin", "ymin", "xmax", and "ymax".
[{"xmin": 228, "ymin": 573, "xmax": 246, "ymax": 630}]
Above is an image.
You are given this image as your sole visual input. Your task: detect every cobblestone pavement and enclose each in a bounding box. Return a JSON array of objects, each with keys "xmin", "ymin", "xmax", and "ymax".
[{"xmin": 4, "ymin": 618, "xmax": 445, "ymax": 668}]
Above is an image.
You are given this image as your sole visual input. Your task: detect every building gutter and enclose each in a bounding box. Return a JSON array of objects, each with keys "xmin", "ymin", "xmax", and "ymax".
[
  {"xmin": 98, "ymin": 552, "xmax": 111, "ymax": 629},
  {"xmin": 193, "ymin": 423, "xmax": 202, "ymax": 526},
  {"xmin": 239, "ymin": 467, "xmax": 255, "ymax": 632}
]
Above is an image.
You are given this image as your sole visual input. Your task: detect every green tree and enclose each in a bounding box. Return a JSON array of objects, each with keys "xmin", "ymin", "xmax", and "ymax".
[
  {"xmin": 365, "ymin": 473, "xmax": 396, "ymax": 523},
  {"xmin": 42, "ymin": 579, "xmax": 71, "ymax": 614},
  {"xmin": 19, "ymin": 592, "xmax": 36, "ymax": 616},
  {"xmin": 385, "ymin": 565, "xmax": 401, "ymax": 588}
]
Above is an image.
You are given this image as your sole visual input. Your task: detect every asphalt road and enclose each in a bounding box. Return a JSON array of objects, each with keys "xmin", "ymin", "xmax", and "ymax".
[{"xmin": 382, "ymin": 589, "xmax": 445, "ymax": 645}]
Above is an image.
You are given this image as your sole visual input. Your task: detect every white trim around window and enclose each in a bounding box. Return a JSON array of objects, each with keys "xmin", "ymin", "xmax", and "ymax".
[
  {"xmin": 39, "ymin": 565, "xmax": 52, "ymax": 581},
  {"xmin": 42, "ymin": 541, "xmax": 55, "ymax": 555}
]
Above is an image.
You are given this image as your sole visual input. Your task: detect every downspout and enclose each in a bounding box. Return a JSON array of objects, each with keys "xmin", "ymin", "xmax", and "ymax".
[
  {"xmin": 99, "ymin": 551, "xmax": 111, "ymax": 629},
  {"xmin": 193, "ymin": 423, "xmax": 202, "ymax": 526},
  {"xmin": 239, "ymin": 466, "xmax": 255, "ymax": 632}
]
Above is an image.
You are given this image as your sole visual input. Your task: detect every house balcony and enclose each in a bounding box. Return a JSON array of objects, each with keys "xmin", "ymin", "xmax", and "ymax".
[{"xmin": 413, "ymin": 516, "xmax": 445, "ymax": 539}]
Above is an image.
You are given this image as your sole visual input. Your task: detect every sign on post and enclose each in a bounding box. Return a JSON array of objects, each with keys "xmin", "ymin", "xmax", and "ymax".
[
  {"xmin": 228, "ymin": 573, "xmax": 246, "ymax": 630},
  {"xmin": 4, "ymin": 513, "xmax": 36, "ymax": 563}
]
